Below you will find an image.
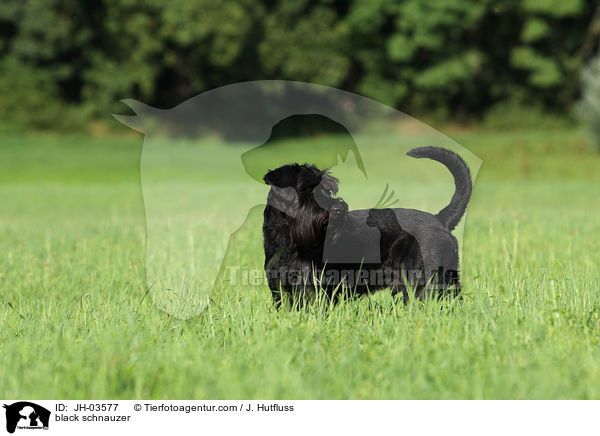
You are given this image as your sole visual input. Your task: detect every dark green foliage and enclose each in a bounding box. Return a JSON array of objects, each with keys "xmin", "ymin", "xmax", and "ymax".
[{"xmin": 0, "ymin": 0, "xmax": 597, "ymax": 130}]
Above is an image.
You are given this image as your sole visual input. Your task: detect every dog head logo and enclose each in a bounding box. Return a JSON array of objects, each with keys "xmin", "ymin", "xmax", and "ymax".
[
  {"xmin": 114, "ymin": 80, "xmax": 481, "ymax": 316},
  {"xmin": 3, "ymin": 402, "xmax": 50, "ymax": 433}
]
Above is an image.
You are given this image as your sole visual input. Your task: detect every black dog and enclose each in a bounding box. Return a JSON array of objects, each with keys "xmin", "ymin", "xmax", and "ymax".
[{"xmin": 262, "ymin": 146, "xmax": 472, "ymax": 306}]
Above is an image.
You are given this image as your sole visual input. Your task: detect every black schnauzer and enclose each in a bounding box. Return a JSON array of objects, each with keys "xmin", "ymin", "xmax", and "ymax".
[{"xmin": 262, "ymin": 146, "xmax": 472, "ymax": 307}]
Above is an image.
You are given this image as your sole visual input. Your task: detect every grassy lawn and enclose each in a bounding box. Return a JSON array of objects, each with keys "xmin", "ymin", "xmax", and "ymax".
[{"xmin": 1, "ymin": 127, "xmax": 599, "ymax": 399}]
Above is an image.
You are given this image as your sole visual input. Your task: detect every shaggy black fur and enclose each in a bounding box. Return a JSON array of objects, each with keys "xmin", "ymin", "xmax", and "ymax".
[{"xmin": 262, "ymin": 146, "xmax": 472, "ymax": 306}]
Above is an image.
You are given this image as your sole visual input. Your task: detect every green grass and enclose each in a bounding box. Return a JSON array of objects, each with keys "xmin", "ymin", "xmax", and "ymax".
[{"xmin": 1, "ymin": 127, "xmax": 600, "ymax": 399}]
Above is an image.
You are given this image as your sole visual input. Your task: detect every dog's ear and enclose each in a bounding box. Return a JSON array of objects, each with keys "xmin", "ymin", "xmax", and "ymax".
[
  {"xmin": 267, "ymin": 186, "xmax": 299, "ymax": 217},
  {"xmin": 319, "ymin": 170, "xmax": 338, "ymax": 195}
]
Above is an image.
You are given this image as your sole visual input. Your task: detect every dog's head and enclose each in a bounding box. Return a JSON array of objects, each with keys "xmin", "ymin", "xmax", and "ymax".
[{"xmin": 264, "ymin": 163, "xmax": 346, "ymax": 248}]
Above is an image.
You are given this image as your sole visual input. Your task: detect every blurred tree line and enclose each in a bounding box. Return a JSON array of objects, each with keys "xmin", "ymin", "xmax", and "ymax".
[{"xmin": 0, "ymin": 0, "xmax": 598, "ymax": 131}]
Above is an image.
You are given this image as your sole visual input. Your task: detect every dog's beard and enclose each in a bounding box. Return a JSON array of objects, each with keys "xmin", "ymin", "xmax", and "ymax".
[
  {"xmin": 289, "ymin": 200, "xmax": 329, "ymax": 249},
  {"xmin": 265, "ymin": 166, "xmax": 346, "ymax": 250},
  {"xmin": 289, "ymin": 191, "xmax": 349, "ymax": 249}
]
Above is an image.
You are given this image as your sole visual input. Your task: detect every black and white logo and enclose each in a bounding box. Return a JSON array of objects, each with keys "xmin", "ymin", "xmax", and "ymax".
[{"xmin": 3, "ymin": 402, "xmax": 50, "ymax": 434}]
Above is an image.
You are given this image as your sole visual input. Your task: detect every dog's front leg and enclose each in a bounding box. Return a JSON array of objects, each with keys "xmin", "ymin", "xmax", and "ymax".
[
  {"xmin": 271, "ymin": 290, "xmax": 283, "ymax": 308},
  {"xmin": 391, "ymin": 285, "xmax": 410, "ymax": 305}
]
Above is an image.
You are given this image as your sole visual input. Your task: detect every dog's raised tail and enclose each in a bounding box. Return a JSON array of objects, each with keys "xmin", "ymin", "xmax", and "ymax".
[{"xmin": 407, "ymin": 146, "xmax": 472, "ymax": 231}]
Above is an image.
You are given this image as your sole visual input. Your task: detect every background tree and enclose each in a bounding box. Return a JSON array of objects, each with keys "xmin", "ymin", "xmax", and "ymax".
[{"xmin": 0, "ymin": 0, "xmax": 598, "ymax": 131}]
